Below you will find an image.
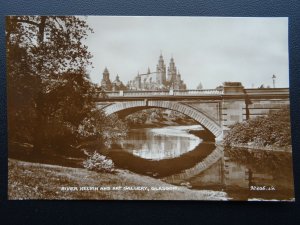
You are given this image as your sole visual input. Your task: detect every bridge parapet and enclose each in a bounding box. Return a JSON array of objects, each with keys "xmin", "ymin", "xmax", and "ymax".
[
  {"xmin": 244, "ymin": 88, "xmax": 289, "ymax": 97},
  {"xmin": 99, "ymin": 87, "xmax": 289, "ymax": 99},
  {"xmin": 103, "ymin": 89, "xmax": 223, "ymax": 98},
  {"xmin": 173, "ymin": 89, "xmax": 223, "ymax": 96}
]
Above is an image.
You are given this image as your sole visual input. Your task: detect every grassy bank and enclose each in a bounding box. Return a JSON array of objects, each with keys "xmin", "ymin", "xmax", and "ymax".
[{"xmin": 8, "ymin": 159, "xmax": 227, "ymax": 200}]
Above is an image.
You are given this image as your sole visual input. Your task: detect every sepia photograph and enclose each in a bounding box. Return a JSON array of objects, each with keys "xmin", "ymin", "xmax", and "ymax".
[{"xmin": 7, "ymin": 16, "xmax": 294, "ymax": 201}]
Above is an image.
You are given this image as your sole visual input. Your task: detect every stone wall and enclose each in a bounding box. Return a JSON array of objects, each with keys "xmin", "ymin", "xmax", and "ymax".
[
  {"xmin": 245, "ymin": 99, "xmax": 290, "ymax": 120},
  {"xmin": 185, "ymin": 101, "xmax": 222, "ymax": 124},
  {"xmin": 222, "ymin": 100, "xmax": 246, "ymax": 127}
]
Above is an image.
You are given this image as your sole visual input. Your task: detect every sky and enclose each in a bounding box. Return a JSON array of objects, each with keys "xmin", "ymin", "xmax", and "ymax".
[{"xmin": 84, "ymin": 16, "xmax": 289, "ymax": 89}]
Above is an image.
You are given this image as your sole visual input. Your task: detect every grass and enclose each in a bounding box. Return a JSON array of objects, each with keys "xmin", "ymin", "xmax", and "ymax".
[{"xmin": 8, "ymin": 159, "xmax": 227, "ymax": 200}]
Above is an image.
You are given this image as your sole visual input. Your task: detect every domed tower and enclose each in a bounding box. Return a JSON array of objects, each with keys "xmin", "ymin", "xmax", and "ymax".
[
  {"xmin": 156, "ymin": 53, "xmax": 166, "ymax": 85},
  {"xmin": 112, "ymin": 74, "xmax": 126, "ymax": 91},
  {"xmin": 100, "ymin": 67, "xmax": 112, "ymax": 91}
]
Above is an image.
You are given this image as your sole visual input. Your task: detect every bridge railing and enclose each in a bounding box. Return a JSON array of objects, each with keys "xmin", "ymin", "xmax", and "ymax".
[
  {"xmin": 124, "ymin": 90, "xmax": 170, "ymax": 96},
  {"xmin": 173, "ymin": 89, "xmax": 223, "ymax": 95},
  {"xmin": 103, "ymin": 89, "xmax": 223, "ymax": 98}
]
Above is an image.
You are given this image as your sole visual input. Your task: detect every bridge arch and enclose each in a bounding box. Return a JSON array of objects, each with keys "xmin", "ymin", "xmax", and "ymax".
[{"xmin": 102, "ymin": 100, "xmax": 223, "ymax": 140}]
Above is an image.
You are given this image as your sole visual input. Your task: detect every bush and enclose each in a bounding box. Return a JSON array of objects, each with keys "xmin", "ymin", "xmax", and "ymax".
[
  {"xmin": 83, "ymin": 151, "xmax": 114, "ymax": 173},
  {"xmin": 224, "ymin": 108, "xmax": 291, "ymax": 148}
]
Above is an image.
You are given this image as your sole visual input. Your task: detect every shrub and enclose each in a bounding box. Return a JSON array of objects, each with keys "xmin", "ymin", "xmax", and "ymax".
[
  {"xmin": 83, "ymin": 151, "xmax": 114, "ymax": 173},
  {"xmin": 224, "ymin": 108, "xmax": 291, "ymax": 148}
]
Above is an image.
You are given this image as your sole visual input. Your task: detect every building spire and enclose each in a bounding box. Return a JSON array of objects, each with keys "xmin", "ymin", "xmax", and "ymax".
[
  {"xmin": 101, "ymin": 66, "xmax": 112, "ymax": 91},
  {"xmin": 170, "ymin": 55, "xmax": 174, "ymax": 63}
]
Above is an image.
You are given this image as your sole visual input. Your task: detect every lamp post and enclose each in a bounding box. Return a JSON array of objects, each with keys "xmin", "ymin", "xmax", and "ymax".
[{"xmin": 272, "ymin": 74, "xmax": 276, "ymax": 88}]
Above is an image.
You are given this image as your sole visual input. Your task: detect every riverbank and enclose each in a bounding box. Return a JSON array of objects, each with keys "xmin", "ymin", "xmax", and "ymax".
[
  {"xmin": 222, "ymin": 143, "xmax": 292, "ymax": 152},
  {"xmin": 8, "ymin": 159, "xmax": 227, "ymax": 200},
  {"xmin": 188, "ymin": 129, "xmax": 215, "ymax": 142},
  {"xmin": 128, "ymin": 119, "xmax": 198, "ymax": 129}
]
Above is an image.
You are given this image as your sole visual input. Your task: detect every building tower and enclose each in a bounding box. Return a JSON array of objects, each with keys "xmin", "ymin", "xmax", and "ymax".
[
  {"xmin": 156, "ymin": 53, "xmax": 166, "ymax": 84},
  {"xmin": 112, "ymin": 74, "xmax": 126, "ymax": 91},
  {"xmin": 167, "ymin": 57, "xmax": 177, "ymax": 83},
  {"xmin": 176, "ymin": 70, "xmax": 181, "ymax": 82},
  {"xmin": 100, "ymin": 67, "xmax": 112, "ymax": 91},
  {"xmin": 134, "ymin": 72, "xmax": 141, "ymax": 89}
]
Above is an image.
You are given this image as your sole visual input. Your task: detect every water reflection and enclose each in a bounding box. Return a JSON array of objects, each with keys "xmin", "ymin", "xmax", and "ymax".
[
  {"xmin": 186, "ymin": 149, "xmax": 294, "ymax": 200},
  {"xmin": 105, "ymin": 125, "xmax": 294, "ymax": 200},
  {"xmin": 120, "ymin": 125, "xmax": 202, "ymax": 160}
]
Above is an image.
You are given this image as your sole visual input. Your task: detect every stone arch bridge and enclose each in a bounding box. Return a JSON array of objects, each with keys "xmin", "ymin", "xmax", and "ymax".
[{"xmin": 96, "ymin": 83, "xmax": 289, "ymax": 142}]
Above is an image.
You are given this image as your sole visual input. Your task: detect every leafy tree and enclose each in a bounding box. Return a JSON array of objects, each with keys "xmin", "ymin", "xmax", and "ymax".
[
  {"xmin": 7, "ymin": 16, "xmax": 94, "ymax": 154},
  {"xmin": 125, "ymin": 110, "xmax": 148, "ymax": 126},
  {"xmin": 6, "ymin": 16, "xmax": 126, "ymax": 156},
  {"xmin": 7, "ymin": 16, "xmax": 92, "ymax": 75}
]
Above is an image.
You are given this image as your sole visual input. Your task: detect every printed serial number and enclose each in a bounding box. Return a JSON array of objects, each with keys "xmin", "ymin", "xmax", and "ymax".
[{"xmin": 250, "ymin": 185, "xmax": 276, "ymax": 191}]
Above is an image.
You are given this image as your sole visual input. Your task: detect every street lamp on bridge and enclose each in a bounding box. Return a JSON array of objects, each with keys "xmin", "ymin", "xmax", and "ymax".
[{"xmin": 272, "ymin": 74, "xmax": 276, "ymax": 88}]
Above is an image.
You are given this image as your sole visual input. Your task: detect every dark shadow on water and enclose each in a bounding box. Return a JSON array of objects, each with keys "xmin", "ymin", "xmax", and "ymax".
[{"xmin": 102, "ymin": 142, "xmax": 215, "ymax": 178}]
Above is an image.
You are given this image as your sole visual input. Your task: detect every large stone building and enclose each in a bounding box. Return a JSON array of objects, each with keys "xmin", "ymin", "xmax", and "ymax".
[
  {"xmin": 100, "ymin": 67, "xmax": 126, "ymax": 91},
  {"xmin": 127, "ymin": 54, "xmax": 186, "ymax": 90},
  {"xmin": 100, "ymin": 54, "xmax": 186, "ymax": 91}
]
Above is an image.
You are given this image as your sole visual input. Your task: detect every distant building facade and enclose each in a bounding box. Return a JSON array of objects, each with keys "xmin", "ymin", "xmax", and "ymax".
[
  {"xmin": 127, "ymin": 54, "xmax": 186, "ymax": 90},
  {"xmin": 100, "ymin": 54, "xmax": 186, "ymax": 91},
  {"xmin": 100, "ymin": 67, "xmax": 126, "ymax": 91}
]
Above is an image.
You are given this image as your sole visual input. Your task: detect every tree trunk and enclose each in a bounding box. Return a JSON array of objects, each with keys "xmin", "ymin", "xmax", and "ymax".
[
  {"xmin": 32, "ymin": 16, "xmax": 47, "ymax": 156},
  {"xmin": 38, "ymin": 16, "xmax": 46, "ymax": 44}
]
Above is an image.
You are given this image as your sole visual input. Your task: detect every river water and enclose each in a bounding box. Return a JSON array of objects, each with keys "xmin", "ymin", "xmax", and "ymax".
[{"xmin": 103, "ymin": 125, "xmax": 294, "ymax": 201}]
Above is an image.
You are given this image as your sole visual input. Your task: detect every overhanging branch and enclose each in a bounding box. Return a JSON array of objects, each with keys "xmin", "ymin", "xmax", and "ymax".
[{"xmin": 13, "ymin": 19, "xmax": 40, "ymax": 27}]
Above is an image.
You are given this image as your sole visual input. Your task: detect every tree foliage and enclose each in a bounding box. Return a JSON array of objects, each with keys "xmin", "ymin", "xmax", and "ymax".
[
  {"xmin": 125, "ymin": 108, "xmax": 196, "ymax": 127},
  {"xmin": 7, "ymin": 16, "xmax": 92, "ymax": 74},
  {"xmin": 224, "ymin": 108, "xmax": 291, "ymax": 148},
  {"xmin": 7, "ymin": 16, "xmax": 127, "ymax": 157}
]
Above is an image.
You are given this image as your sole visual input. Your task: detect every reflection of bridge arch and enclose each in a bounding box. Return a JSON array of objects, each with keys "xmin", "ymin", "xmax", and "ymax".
[
  {"xmin": 102, "ymin": 100, "xmax": 223, "ymax": 139},
  {"xmin": 162, "ymin": 146, "xmax": 224, "ymax": 183}
]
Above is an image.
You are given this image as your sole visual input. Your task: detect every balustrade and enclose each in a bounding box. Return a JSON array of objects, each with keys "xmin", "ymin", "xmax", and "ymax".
[{"xmin": 103, "ymin": 89, "xmax": 223, "ymax": 98}]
